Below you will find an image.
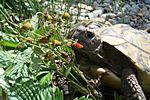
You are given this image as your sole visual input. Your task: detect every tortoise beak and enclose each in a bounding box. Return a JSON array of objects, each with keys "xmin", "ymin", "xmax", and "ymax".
[{"xmin": 72, "ymin": 30, "xmax": 102, "ymax": 52}]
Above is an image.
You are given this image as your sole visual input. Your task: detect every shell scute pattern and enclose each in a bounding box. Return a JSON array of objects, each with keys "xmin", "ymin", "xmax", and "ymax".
[{"xmin": 74, "ymin": 21, "xmax": 150, "ymax": 93}]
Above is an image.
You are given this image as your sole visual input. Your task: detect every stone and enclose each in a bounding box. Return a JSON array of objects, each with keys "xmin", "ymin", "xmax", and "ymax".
[
  {"xmin": 143, "ymin": 10, "xmax": 150, "ymax": 19},
  {"xmin": 71, "ymin": 0, "xmax": 150, "ymax": 30},
  {"xmin": 117, "ymin": 12, "xmax": 123, "ymax": 16},
  {"xmin": 80, "ymin": 12, "xmax": 87, "ymax": 16},
  {"xmin": 116, "ymin": 17, "xmax": 122, "ymax": 23},
  {"xmin": 137, "ymin": 12, "xmax": 144, "ymax": 17},
  {"xmin": 101, "ymin": 13, "xmax": 116, "ymax": 19},
  {"xmin": 92, "ymin": 9, "xmax": 103, "ymax": 17},
  {"xmin": 141, "ymin": 6, "xmax": 148, "ymax": 12},
  {"xmin": 93, "ymin": 1, "xmax": 100, "ymax": 7},
  {"xmin": 78, "ymin": 3, "xmax": 87, "ymax": 9},
  {"xmin": 109, "ymin": 18, "xmax": 118, "ymax": 24},
  {"xmin": 130, "ymin": 3, "xmax": 139, "ymax": 14},
  {"xmin": 88, "ymin": 23, "xmax": 100, "ymax": 29},
  {"xmin": 88, "ymin": 13, "xmax": 94, "ymax": 19},
  {"xmin": 123, "ymin": 4, "xmax": 131, "ymax": 12},
  {"xmin": 130, "ymin": 21, "xmax": 135, "ymax": 27},
  {"xmin": 86, "ymin": 6, "xmax": 93, "ymax": 11},
  {"xmin": 84, "ymin": 0, "xmax": 89, "ymax": 4},
  {"xmin": 93, "ymin": 17, "xmax": 105, "ymax": 23},
  {"xmin": 113, "ymin": 3, "xmax": 120, "ymax": 12},
  {"xmin": 69, "ymin": 7, "xmax": 78, "ymax": 15},
  {"xmin": 124, "ymin": 15, "xmax": 131, "ymax": 24},
  {"xmin": 145, "ymin": 0, "xmax": 150, "ymax": 4},
  {"xmin": 144, "ymin": 23, "xmax": 150, "ymax": 29},
  {"xmin": 61, "ymin": 4, "xmax": 66, "ymax": 10},
  {"xmin": 97, "ymin": 0, "xmax": 101, "ymax": 4},
  {"xmin": 103, "ymin": 5, "xmax": 113, "ymax": 13},
  {"xmin": 78, "ymin": 16, "xmax": 87, "ymax": 20},
  {"xmin": 80, "ymin": 9, "xmax": 87, "ymax": 13},
  {"xmin": 104, "ymin": 0, "xmax": 113, "ymax": 4},
  {"xmin": 146, "ymin": 4, "xmax": 150, "ymax": 9}
]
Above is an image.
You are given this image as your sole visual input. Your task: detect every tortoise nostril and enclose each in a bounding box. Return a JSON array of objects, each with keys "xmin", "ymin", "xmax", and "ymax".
[
  {"xmin": 77, "ymin": 29, "xmax": 82, "ymax": 32},
  {"xmin": 86, "ymin": 31, "xmax": 95, "ymax": 39}
]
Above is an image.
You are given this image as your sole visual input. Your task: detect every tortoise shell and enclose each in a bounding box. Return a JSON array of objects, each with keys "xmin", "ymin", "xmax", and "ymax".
[{"xmin": 72, "ymin": 21, "xmax": 150, "ymax": 93}]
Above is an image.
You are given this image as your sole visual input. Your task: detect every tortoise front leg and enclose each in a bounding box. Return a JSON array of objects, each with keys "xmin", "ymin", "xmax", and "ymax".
[
  {"xmin": 100, "ymin": 42, "xmax": 146, "ymax": 100},
  {"xmin": 122, "ymin": 69, "xmax": 146, "ymax": 100}
]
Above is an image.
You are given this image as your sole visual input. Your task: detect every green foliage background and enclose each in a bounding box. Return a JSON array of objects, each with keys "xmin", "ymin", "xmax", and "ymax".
[{"xmin": 0, "ymin": 0, "xmax": 101, "ymax": 100}]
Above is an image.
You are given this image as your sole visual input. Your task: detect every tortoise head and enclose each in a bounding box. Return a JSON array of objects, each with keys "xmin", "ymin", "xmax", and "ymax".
[{"xmin": 72, "ymin": 26, "xmax": 101, "ymax": 53}]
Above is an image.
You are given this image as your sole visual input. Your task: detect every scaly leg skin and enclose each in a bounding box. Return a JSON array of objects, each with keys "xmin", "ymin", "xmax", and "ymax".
[{"xmin": 122, "ymin": 69, "xmax": 146, "ymax": 100}]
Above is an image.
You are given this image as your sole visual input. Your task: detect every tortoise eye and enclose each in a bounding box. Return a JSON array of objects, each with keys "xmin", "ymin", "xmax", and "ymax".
[{"xmin": 86, "ymin": 31, "xmax": 95, "ymax": 39}]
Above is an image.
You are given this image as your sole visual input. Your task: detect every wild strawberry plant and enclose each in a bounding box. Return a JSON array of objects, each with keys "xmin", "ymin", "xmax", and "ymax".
[{"xmin": 0, "ymin": 0, "xmax": 102, "ymax": 100}]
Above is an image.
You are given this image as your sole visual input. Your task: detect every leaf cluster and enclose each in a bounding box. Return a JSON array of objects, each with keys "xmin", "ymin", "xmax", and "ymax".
[{"xmin": 0, "ymin": 0, "xmax": 102, "ymax": 100}]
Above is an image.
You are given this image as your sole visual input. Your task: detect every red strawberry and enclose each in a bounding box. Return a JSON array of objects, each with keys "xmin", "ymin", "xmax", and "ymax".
[{"xmin": 72, "ymin": 42, "xmax": 84, "ymax": 49}]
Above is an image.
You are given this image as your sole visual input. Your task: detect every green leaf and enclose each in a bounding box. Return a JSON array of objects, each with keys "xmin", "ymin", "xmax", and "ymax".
[
  {"xmin": 30, "ymin": 14, "xmax": 39, "ymax": 31},
  {"xmin": 0, "ymin": 31, "xmax": 19, "ymax": 48},
  {"xmin": 39, "ymin": 72, "xmax": 51, "ymax": 85},
  {"xmin": 0, "ymin": 51, "xmax": 14, "ymax": 68},
  {"xmin": 0, "ymin": 78, "xmax": 9, "ymax": 92},
  {"xmin": 55, "ymin": 87, "xmax": 63, "ymax": 100},
  {"xmin": 7, "ymin": 80, "xmax": 63, "ymax": 100},
  {"xmin": 64, "ymin": 66, "xmax": 71, "ymax": 77},
  {"xmin": 0, "ymin": 40, "xmax": 19, "ymax": 48},
  {"xmin": 4, "ymin": 47, "xmax": 33, "ymax": 77},
  {"xmin": 74, "ymin": 96, "xmax": 92, "ymax": 100}
]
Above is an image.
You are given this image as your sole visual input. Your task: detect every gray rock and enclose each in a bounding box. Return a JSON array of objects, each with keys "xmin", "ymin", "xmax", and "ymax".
[
  {"xmin": 88, "ymin": 13, "xmax": 94, "ymax": 19},
  {"xmin": 117, "ymin": 12, "xmax": 123, "ymax": 16},
  {"xmin": 80, "ymin": 12, "xmax": 87, "ymax": 16},
  {"xmin": 61, "ymin": 4, "xmax": 66, "ymax": 10},
  {"xmin": 123, "ymin": 4, "xmax": 131, "ymax": 12},
  {"xmin": 130, "ymin": 21, "xmax": 135, "ymax": 27},
  {"xmin": 141, "ymin": 6, "xmax": 148, "ymax": 12},
  {"xmin": 78, "ymin": 16, "xmax": 87, "ymax": 20},
  {"xmin": 104, "ymin": 0, "xmax": 113, "ymax": 4},
  {"xmin": 93, "ymin": 1, "xmax": 100, "ymax": 7},
  {"xmin": 109, "ymin": 18, "xmax": 118, "ymax": 24},
  {"xmin": 143, "ymin": 10, "xmax": 150, "ymax": 19},
  {"xmin": 54, "ymin": 5, "xmax": 60, "ymax": 13},
  {"xmin": 69, "ymin": 7, "xmax": 78, "ymax": 15},
  {"xmin": 113, "ymin": 3, "xmax": 120, "ymax": 12},
  {"xmin": 84, "ymin": 0, "xmax": 89, "ymax": 4},
  {"xmin": 93, "ymin": 9, "xmax": 103, "ymax": 16},
  {"xmin": 146, "ymin": 4, "xmax": 150, "ymax": 9},
  {"xmin": 101, "ymin": 13, "xmax": 116, "ymax": 19},
  {"xmin": 80, "ymin": 9, "xmax": 87, "ymax": 13},
  {"xmin": 117, "ymin": 17, "xmax": 122, "ymax": 23},
  {"xmin": 130, "ymin": 3, "xmax": 139, "ymax": 14},
  {"xmin": 145, "ymin": 0, "xmax": 150, "ymax": 4},
  {"xmin": 97, "ymin": 0, "xmax": 101, "ymax": 4},
  {"xmin": 144, "ymin": 23, "xmax": 150, "ymax": 29},
  {"xmin": 78, "ymin": 3, "xmax": 87, "ymax": 9},
  {"xmin": 124, "ymin": 15, "xmax": 131, "ymax": 24},
  {"xmin": 95, "ymin": 6, "xmax": 103, "ymax": 10},
  {"xmin": 88, "ymin": 23, "xmax": 100, "ymax": 29},
  {"xmin": 85, "ymin": 6, "xmax": 93, "ymax": 11}
]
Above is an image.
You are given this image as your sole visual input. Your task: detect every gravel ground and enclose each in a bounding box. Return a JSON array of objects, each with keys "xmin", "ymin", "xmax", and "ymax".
[{"xmin": 53, "ymin": 0, "xmax": 150, "ymax": 31}]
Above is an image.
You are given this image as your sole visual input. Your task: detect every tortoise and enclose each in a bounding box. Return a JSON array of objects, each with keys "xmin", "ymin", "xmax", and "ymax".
[{"xmin": 71, "ymin": 20, "xmax": 150, "ymax": 99}]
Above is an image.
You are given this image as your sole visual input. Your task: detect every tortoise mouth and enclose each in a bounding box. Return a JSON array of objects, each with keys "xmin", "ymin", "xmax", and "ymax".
[
  {"xmin": 72, "ymin": 30, "xmax": 101, "ymax": 53},
  {"xmin": 77, "ymin": 37, "xmax": 101, "ymax": 53}
]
